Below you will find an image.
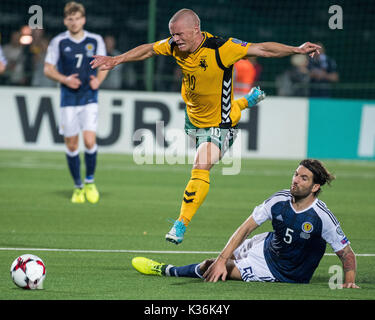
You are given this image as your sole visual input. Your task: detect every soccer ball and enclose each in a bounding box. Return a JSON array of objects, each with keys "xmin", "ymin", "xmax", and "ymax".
[{"xmin": 10, "ymin": 254, "xmax": 46, "ymax": 289}]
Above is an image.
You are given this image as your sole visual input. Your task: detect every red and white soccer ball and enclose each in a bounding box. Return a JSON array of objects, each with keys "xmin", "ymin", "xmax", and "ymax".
[{"xmin": 10, "ymin": 254, "xmax": 46, "ymax": 289}]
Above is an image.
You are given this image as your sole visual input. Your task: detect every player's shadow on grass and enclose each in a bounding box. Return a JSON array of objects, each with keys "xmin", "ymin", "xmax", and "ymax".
[
  {"xmin": 170, "ymin": 279, "xmax": 203, "ymax": 286},
  {"xmin": 51, "ymin": 189, "xmax": 111, "ymax": 200},
  {"xmin": 56, "ymin": 189, "xmax": 74, "ymax": 199}
]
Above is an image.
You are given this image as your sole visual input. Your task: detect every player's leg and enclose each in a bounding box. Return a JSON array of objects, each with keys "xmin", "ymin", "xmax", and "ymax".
[
  {"xmin": 81, "ymin": 103, "xmax": 99, "ymax": 203},
  {"xmin": 131, "ymin": 256, "xmax": 242, "ymax": 280},
  {"xmin": 165, "ymin": 141, "xmax": 220, "ymax": 244},
  {"xmin": 82, "ymin": 130, "xmax": 99, "ymax": 203},
  {"xmin": 83, "ymin": 130, "xmax": 97, "ymax": 184},
  {"xmin": 232, "ymin": 232, "xmax": 276, "ymax": 282},
  {"xmin": 232, "ymin": 86, "xmax": 266, "ymax": 113},
  {"xmin": 60, "ymin": 106, "xmax": 85, "ymax": 203},
  {"xmin": 132, "ymin": 257, "xmax": 204, "ymax": 278},
  {"xmin": 179, "ymin": 141, "xmax": 219, "ymax": 223},
  {"xmin": 199, "ymin": 258, "xmax": 242, "ymax": 280},
  {"xmin": 65, "ymin": 134, "xmax": 82, "ymax": 186}
]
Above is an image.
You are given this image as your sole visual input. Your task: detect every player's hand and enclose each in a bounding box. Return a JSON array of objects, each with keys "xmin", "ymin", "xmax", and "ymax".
[
  {"xmin": 296, "ymin": 42, "xmax": 321, "ymax": 58},
  {"xmin": 203, "ymin": 259, "xmax": 228, "ymax": 282},
  {"xmin": 89, "ymin": 75, "xmax": 100, "ymax": 90},
  {"xmin": 342, "ymin": 282, "xmax": 360, "ymax": 289},
  {"xmin": 63, "ymin": 73, "xmax": 81, "ymax": 89},
  {"xmin": 90, "ymin": 55, "xmax": 116, "ymax": 70}
]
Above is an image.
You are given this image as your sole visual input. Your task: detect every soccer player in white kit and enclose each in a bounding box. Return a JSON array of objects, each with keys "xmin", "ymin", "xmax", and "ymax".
[
  {"xmin": 132, "ymin": 159, "xmax": 359, "ymax": 288},
  {"xmin": 44, "ymin": 2, "xmax": 108, "ymax": 203}
]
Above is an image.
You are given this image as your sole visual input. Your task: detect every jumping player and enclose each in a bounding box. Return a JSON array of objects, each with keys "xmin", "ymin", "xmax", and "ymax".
[{"xmin": 90, "ymin": 9, "xmax": 321, "ymax": 243}]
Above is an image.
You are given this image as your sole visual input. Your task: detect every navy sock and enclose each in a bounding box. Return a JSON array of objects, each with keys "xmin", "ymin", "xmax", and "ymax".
[
  {"xmin": 84, "ymin": 145, "xmax": 97, "ymax": 183},
  {"xmin": 167, "ymin": 263, "xmax": 203, "ymax": 279},
  {"xmin": 66, "ymin": 151, "xmax": 82, "ymax": 188}
]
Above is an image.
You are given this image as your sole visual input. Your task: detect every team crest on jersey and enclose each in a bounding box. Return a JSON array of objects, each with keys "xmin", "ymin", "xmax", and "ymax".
[
  {"xmin": 199, "ymin": 58, "xmax": 208, "ymax": 71},
  {"xmin": 302, "ymin": 222, "xmax": 314, "ymax": 233},
  {"xmin": 85, "ymin": 43, "xmax": 95, "ymax": 57},
  {"xmin": 336, "ymin": 225, "xmax": 344, "ymax": 236}
]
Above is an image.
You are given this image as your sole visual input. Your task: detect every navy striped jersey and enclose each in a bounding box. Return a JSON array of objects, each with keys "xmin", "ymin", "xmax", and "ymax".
[
  {"xmin": 251, "ymin": 189, "xmax": 350, "ymax": 283},
  {"xmin": 45, "ymin": 30, "xmax": 106, "ymax": 107}
]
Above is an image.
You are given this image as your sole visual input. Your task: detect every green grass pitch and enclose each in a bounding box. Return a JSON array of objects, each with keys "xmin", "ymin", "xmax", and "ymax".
[{"xmin": 0, "ymin": 150, "xmax": 374, "ymax": 300}]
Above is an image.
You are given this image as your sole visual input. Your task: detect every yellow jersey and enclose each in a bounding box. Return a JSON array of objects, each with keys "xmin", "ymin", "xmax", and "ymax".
[{"xmin": 153, "ymin": 32, "xmax": 251, "ymax": 128}]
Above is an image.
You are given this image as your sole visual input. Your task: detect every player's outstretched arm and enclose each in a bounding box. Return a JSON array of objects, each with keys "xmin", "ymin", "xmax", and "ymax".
[
  {"xmin": 203, "ymin": 215, "xmax": 259, "ymax": 282},
  {"xmin": 335, "ymin": 245, "xmax": 360, "ymax": 289},
  {"xmin": 90, "ymin": 43, "xmax": 156, "ymax": 70},
  {"xmin": 247, "ymin": 41, "xmax": 321, "ymax": 59}
]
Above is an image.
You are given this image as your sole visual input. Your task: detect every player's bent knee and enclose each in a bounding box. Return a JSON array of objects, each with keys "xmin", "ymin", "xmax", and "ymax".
[
  {"xmin": 226, "ymin": 260, "xmax": 242, "ymax": 281},
  {"xmin": 199, "ymin": 258, "xmax": 216, "ymax": 273}
]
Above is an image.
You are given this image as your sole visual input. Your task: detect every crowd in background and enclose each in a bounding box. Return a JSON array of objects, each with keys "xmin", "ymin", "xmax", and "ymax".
[{"xmin": 0, "ymin": 26, "xmax": 339, "ymax": 97}]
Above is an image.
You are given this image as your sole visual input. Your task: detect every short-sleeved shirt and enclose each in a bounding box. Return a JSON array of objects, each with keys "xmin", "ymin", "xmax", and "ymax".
[
  {"xmin": 251, "ymin": 189, "xmax": 350, "ymax": 283},
  {"xmin": 153, "ymin": 32, "xmax": 251, "ymax": 128},
  {"xmin": 45, "ymin": 30, "xmax": 106, "ymax": 107}
]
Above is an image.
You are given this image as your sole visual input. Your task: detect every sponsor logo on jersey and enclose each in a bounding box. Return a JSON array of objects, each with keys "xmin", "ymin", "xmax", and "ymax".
[
  {"xmin": 231, "ymin": 38, "xmax": 248, "ymax": 47},
  {"xmin": 302, "ymin": 222, "xmax": 314, "ymax": 233},
  {"xmin": 300, "ymin": 231, "xmax": 310, "ymax": 240},
  {"xmin": 275, "ymin": 214, "xmax": 283, "ymax": 222},
  {"xmin": 341, "ymin": 236, "xmax": 349, "ymax": 245}
]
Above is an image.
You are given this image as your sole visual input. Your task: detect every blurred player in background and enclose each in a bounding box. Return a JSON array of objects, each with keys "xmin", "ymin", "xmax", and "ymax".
[
  {"xmin": 0, "ymin": 44, "xmax": 7, "ymax": 74},
  {"xmin": 233, "ymin": 57, "xmax": 256, "ymax": 95},
  {"xmin": 44, "ymin": 2, "xmax": 107, "ymax": 203},
  {"xmin": 132, "ymin": 159, "xmax": 359, "ymax": 288},
  {"xmin": 91, "ymin": 9, "xmax": 321, "ymax": 243},
  {"xmin": 308, "ymin": 42, "xmax": 339, "ymax": 97}
]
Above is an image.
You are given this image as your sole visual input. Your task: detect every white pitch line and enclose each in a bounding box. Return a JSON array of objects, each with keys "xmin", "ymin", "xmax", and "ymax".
[
  {"xmin": 1, "ymin": 161, "xmax": 375, "ymax": 179},
  {"xmin": 0, "ymin": 247, "xmax": 219, "ymax": 255},
  {"xmin": 0, "ymin": 247, "xmax": 374, "ymax": 257}
]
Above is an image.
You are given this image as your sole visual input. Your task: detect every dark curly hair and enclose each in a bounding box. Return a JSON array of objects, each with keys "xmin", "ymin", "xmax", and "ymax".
[{"xmin": 299, "ymin": 159, "xmax": 335, "ymax": 196}]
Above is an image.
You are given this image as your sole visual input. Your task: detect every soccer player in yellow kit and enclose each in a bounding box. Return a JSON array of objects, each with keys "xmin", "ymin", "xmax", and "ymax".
[{"xmin": 91, "ymin": 9, "xmax": 321, "ymax": 244}]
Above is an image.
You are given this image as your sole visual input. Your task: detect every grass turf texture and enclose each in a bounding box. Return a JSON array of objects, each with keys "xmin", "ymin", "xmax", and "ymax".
[{"xmin": 0, "ymin": 150, "xmax": 374, "ymax": 300}]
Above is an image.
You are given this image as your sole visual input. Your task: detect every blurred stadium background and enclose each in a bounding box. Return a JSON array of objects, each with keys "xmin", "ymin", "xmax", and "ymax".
[{"xmin": 0, "ymin": 0, "xmax": 374, "ymax": 98}]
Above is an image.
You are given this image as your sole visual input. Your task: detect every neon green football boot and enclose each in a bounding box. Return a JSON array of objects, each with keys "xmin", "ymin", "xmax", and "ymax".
[
  {"xmin": 132, "ymin": 257, "xmax": 167, "ymax": 276},
  {"xmin": 84, "ymin": 183, "xmax": 99, "ymax": 204},
  {"xmin": 71, "ymin": 188, "xmax": 85, "ymax": 203}
]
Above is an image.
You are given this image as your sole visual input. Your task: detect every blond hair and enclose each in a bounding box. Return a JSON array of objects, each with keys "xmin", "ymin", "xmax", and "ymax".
[
  {"xmin": 64, "ymin": 1, "xmax": 85, "ymax": 17},
  {"xmin": 169, "ymin": 8, "xmax": 200, "ymax": 30}
]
